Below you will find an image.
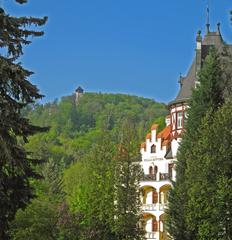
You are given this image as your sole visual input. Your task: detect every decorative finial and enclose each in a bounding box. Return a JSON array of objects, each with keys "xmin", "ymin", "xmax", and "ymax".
[
  {"xmin": 196, "ymin": 30, "xmax": 202, "ymax": 42},
  {"xmin": 217, "ymin": 22, "xmax": 221, "ymax": 35},
  {"xmin": 178, "ymin": 73, "xmax": 183, "ymax": 88},
  {"xmin": 206, "ymin": 2, "xmax": 210, "ymax": 33}
]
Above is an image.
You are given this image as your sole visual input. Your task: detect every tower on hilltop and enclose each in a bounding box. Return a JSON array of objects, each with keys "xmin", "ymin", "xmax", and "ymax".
[{"xmin": 75, "ymin": 86, "xmax": 84, "ymax": 104}]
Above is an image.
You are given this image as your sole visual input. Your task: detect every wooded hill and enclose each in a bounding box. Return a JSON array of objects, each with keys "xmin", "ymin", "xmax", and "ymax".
[
  {"xmin": 24, "ymin": 92, "xmax": 168, "ymax": 168},
  {"xmin": 9, "ymin": 92, "xmax": 168, "ymax": 239}
]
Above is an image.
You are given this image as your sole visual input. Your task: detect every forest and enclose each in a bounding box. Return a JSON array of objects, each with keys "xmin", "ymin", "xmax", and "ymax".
[{"xmin": 10, "ymin": 93, "xmax": 168, "ymax": 240}]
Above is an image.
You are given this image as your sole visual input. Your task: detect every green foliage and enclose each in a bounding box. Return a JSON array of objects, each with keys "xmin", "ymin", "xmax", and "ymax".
[
  {"xmin": 0, "ymin": 3, "xmax": 47, "ymax": 239},
  {"xmin": 10, "ymin": 195, "xmax": 59, "ymax": 240},
  {"xmin": 113, "ymin": 120, "xmax": 145, "ymax": 240},
  {"xmin": 10, "ymin": 160, "xmax": 65, "ymax": 240},
  {"xmin": 10, "ymin": 91, "xmax": 167, "ymax": 238},
  {"xmin": 64, "ymin": 130, "xmax": 116, "ymax": 240},
  {"xmin": 63, "ymin": 120, "xmax": 145, "ymax": 240},
  {"xmin": 153, "ymin": 116, "xmax": 166, "ymax": 133},
  {"xmin": 185, "ymin": 100, "xmax": 232, "ymax": 240},
  {"xmin": 25, "ymin": 93, "xmax": 168, "ymax": 167}
]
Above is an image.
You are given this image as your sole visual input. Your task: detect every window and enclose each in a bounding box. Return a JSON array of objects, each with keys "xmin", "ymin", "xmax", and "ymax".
[
  {"xmin": 149, "ymin": 166, "xmax": 153, "ymax": 175},
  {"xmin": 152, "ymin": 218, "xmax": 158, "ymax": 232},
  {"xmin": 172, "ymin": 113, "xmax": 176, "ymax": 130},
  {"xmin": 154, "ymin": 166, "xmax": 158, "ymax": 174},
  {"xmin": 168, "ymin": 163, "xmax": 174, "ymax": 179},
  {"xmin": 153, "ymin": 191, "xmax": 158, "ymax": 204},
  {"xmin": 151, "ymin": 144, "xmax": 156, "ymax": 153},
  {"xmin": 184, "ymin": 111, "xmax": 188, "ymax": 125},
  {"xmin": 177, "ymin": 112, "xmax": 183, "ymax": 129}
]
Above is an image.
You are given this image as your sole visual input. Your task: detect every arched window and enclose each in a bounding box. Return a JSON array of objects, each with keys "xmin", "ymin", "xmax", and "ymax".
[
  {"xmin": 151, "ymin": 144, "xmax": 156, "ymax": 153},
  {"xmin": 152, "ymin": 190, "xmax": 158, "ymax": 204},
  {"xmin": 149, "ymin": 166, "xmax": 153, "ymax": 175},
  {"xmin": 154, "ymin": 166, "xmax": 158, "ymax": 174},
  {"xmin": 168, "ymin": 163, "xmax": 174, "ymax": 179},
  {"xmin": 152, "ymin": 218, "xmax": 158, "ymax": 232}
]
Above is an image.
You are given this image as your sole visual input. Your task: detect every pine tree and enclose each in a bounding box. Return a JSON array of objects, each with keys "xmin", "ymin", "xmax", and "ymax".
[
  {"xmin": 0, "ymin": 1, "xmax": 47, "ymax": 238},
  {"xmin": 113, "ymin": 119, "xmax": 145, "ymax": 240},
  {"xmin": 167, "ymin": 48, "xmax": 227, "ymax": 240}
]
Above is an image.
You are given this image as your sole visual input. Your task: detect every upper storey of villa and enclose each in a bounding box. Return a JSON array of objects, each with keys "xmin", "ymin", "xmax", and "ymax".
[
  {"xmin": 169, "ymin": 23, "xmax": 231, "ymax": 107},
  {"xmin": 140, "ymin": 115, "xmax": 172, "ymax": 162},
  {"xmin": 168, "ymin": 23, "xmax": 232, "ymax": 138}
]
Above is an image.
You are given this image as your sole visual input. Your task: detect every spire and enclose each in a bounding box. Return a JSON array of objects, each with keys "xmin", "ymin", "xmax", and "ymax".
[
  {"xmin": 0, "ymin": 0, "xmax": 4, "ymax": 12},
  {"xmin": 217, "ymin": 22, "xmax": 221, "ymax": 35},
  {"xmin": 206, "ymin": 2, "xmax": 210, "ymax": 33},
  {"xmin": 196, "ymin": 30, "xmax": 202, "ymax": 43}
]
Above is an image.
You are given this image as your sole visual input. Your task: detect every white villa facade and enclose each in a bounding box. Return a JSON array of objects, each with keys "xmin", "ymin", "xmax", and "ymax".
[{"xmin": 140, "ymin": 117, "xmax": 179, "ymax": 240}]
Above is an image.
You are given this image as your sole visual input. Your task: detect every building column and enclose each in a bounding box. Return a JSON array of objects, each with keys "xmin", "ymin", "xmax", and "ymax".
[{"xmin": 160, "ymin": 192, "xmax": 164, "ymax": 204}]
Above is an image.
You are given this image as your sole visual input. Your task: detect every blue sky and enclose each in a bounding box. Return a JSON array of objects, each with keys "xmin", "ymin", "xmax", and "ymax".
[{"xmin": 3, "ymin": 0, "xmax": 232, "ymax": 103}]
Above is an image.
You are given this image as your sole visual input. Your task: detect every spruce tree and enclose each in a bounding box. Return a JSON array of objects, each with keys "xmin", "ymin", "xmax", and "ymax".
[
  {"xmin": 167, "ymin": 48, "xmax": 227, "ymax": 240},
  {"xmin": 0, "ymin": 1, "xmax": 47, "ymax": 238},
  {"xmin": 185, "ymin": 99, "xmax": 232, "ymax": 240}
]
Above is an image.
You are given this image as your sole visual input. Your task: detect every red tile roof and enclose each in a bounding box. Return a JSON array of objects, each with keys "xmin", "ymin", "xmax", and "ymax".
[
  {"xmin": 140, "ymin": 142, "xmax": 146, "ymax": 149},
  {"xmin": 157, "ymin": 125, "xmax": 171, "ymax": 140},
  {"xmin": 151, "ymin": 124, "xmax": 159, "ymax": 130},
  {"xmin": 146, "ymin": 133, "xmax": 151, "ymax": 140}
]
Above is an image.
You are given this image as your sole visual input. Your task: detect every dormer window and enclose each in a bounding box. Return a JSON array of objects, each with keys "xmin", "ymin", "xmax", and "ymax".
[
  {"xmin": 177, "ymin": 112, "xmax": 183, "ymax": 129},
  {"xmin": 151, "ymin": 144, "xmax": 156, "ymax": 153}
]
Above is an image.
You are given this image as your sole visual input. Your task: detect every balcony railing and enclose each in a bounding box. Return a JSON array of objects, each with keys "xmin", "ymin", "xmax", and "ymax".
[
  {"xmin": 142, "ymin": 204, "xmax": 158, "ymax": 211},
  {"xmin": 141, "ymin": 174, "xmax": 157, "ymax": 181},
  {"xmin": 159, "ymin": 203, "xmax": 168, "ymax": 211},
  {"xmin": 145, "ymin": 232, "xmax": 157, "ymax": 239},
  {"xmin": 141, "ymin": 173, "xmax": 172, "ymax": 182}
]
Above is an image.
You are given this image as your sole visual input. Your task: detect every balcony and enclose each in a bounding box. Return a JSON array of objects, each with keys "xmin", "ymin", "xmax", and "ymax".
[
  {"xmin": 142, "ymin": 204, "xmax": 158, "ymax": 211},
  {"xmin": 141, "ymin": 174, "xmax": 157, "ymax": 181},
  {"xmin": 141, "ymin": 173, "xmax": 172, "ymax": 182}
]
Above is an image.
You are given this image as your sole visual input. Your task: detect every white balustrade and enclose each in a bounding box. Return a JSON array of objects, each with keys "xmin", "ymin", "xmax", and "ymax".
[
  {"xmin": 159, "ymin": 203, "xmax": 168, "ymax": 211},
  {"xmin": 145, "ymin": 232, "xmax": 157, "ymax": 239},
  {"xmin": 142, "ymin": 204, "xmax": 157, "ymax": 211}
]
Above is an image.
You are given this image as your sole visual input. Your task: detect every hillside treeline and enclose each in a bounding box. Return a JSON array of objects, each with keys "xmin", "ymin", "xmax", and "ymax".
[{"xmin": 9, "ymin": 93, "xmax": 168, "ymax": 240}]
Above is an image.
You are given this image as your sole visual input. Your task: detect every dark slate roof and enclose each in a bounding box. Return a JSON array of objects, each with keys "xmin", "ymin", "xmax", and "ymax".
[
  {"xmin": 75, "ymin": 86, "xmax": 84, "ymax": 93},
  {"xmin": 169, "ymin": 26, "xmax": 232, "ymax": 106},
  {"xmin": 169, "ymin": 60, "xmax": 197, "ymax": 105}
]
